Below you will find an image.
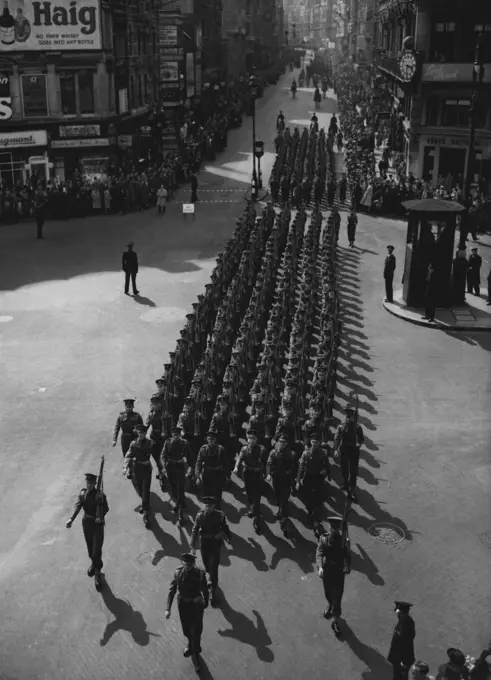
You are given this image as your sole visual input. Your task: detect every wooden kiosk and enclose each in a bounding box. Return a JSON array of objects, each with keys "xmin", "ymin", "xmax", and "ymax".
[{"xmin": 400, "ymin": 198, "xmax": 467, "ymax": 308}]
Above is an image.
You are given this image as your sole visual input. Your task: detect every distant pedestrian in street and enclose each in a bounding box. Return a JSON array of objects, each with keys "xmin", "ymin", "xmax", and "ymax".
[
  {"xmin": 190, "ymin": 171, "xmax": 199, "ymax": 203},
  {"xmin": 384, "ymin": 245, "xmax": 396, "ymax": 302},
  {"xmin": 435, "ymin": 648, "xmax": 468, "ymax": 680},
  {"xmin": 347, "ymin": 210, "xmax": 357, "ymax": 247},
  {"xmin": 423, "ymin": 262, "xmax": 437, "ymax": 322},
  {"xmin": 122, "ymin": 241, "xmax": 139, "ymax": 296},
  {"xmin": 387, "ymin": 601, "xmax": 416, "ymax": 680},
  {"xmin": 165, "ymin": 552, "xmax": 209, "ymax": 673},
  {"xmin": 34, "ymin": 187, "xmax": 48, "ymax": 239},
  {"xmin": 65, "ymin": 471, "xmax": 108, "ymax": 592},
  {"xmin": 316, "ymin": 515, "xmax": 351, "ymax": 639},
  {"xmin": 157, "ymin": 185, "xmax": 168, "ymax": 214},
  {"xmin": 452, "ymin": 249, "xmax": 468, "ymax": 305},
  {"xmin": 467, "ymin": 247, "xmax": 482, "ymax": 296}
]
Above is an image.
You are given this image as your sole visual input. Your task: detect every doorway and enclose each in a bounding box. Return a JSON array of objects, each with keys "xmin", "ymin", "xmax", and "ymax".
[{"xmin": 438, "ymin": 147, "xmax": 466, "ymax": 186}]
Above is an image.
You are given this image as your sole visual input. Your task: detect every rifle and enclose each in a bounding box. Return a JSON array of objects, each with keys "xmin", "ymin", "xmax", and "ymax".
[
  {"xmin": 341, "ymin": 493, "xmax": 351, "ymax": 571},
  {"xmin": 95, "ymin": 455, "xmax": 105, "ymax": 523}
]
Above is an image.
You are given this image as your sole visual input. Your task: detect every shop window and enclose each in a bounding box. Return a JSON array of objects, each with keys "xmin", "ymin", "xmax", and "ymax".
[
  {"xmin": 78, "ymin": 70, "xmax": 95, "ymax": 114},
  {"xmin": 426, "ymin": 97, "xmax": 439, "ymax": 125},
  {"xmin": 442, "ymin": 99, "xmax": 485, "ymax": 127},
  {"xmin": 60, "ymin": 71, "xmax": 77, "ymax": 115},
  {"xmin": 430, "ymin": 21, "xmax": 456, "ymax": 62}
]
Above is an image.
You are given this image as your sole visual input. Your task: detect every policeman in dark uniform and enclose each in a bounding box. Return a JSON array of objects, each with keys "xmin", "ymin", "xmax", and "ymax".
[
  {"xmin": 123, "ymin": 424, "xmax": 153, "ymax": 528},
  {"xmin": 384, "ymin": 245, "xmax": 396, "ymax": 303},
  {"xmin": 266, "ymin": 432, "xmax": 297, "ymax": 533},
  {"xmin": 296, "ymin": 430, "xmax": 331, "ymax": 536},
  {"xmin": 190, "ymin": 497, "xmax": 232, "ymax": 606},
  {"xmin": 165, "ymin": 553, "xmax": 209, "ymax": 673},
  {"xmin": 316, "ymin": 515, "xmax": 351, "ymax": 638},
  {"xmin": 112, "ymin": 398, "xmax": 143, "ymax": 455},
  {"xmin": 195, "ymin": 430, "xmax": 226, "ymax": 507},
  {"xmin": 234, "ymin": 430, "xmax": 268, "ymax": 534},
  {"xmin": 66, "ymin": 472, "xmax": 109, "ymax": 591},
  {"xmin": 160, "ymin": 425, "xmax": 191, "ymax": 524},
  {"xmin": 334, "ymin": 406, "xmax": 364, "ymax": 501},
  {"xmin": 387, "ymin": 601, "xmax": 416, "ymax": 680}
]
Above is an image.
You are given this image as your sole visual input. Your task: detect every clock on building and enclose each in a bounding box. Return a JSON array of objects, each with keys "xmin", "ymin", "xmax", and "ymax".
[{"xmin": 399, "ymin": 50, "xmax": 417, "ymax": 83}]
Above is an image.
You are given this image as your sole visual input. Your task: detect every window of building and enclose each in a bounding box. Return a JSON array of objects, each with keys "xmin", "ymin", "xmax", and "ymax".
[
  {"xmin": 78, "ymin": 70, "xmax": 95, "ymax": 114},
  {"xmin": 130, "ymin": 75, "xmax": 135, "ymax": 108},
  {"xmin": 138, "ymin": 74, "xmax": 143, "ymax": 107},
  {"xmin": 431, "ymin": 21, "xmax": 456, "ymax": 62},
  {"xmin": 60, "ymin": 71, "xmax": 77, "ymax": 115},
  {"xmin": 426, "ymin": 97, "xmax": 439, "ymax": 125},
  {"xmin": 144, "ymin": 73, "xmax": 149, "ymax": 101}
]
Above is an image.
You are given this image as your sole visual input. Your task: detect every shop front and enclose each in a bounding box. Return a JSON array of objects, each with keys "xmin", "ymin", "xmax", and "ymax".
[
  {"xmin": 0, "ymin": 129, "xmax": 51, "ymax": 186},
  {"xmin": 49, "ymin": 122, "xmax": 118, "ymax": 181},
  {"xmin": 417, "ymin": 130, "xmax": 491, "ymax": 192}
]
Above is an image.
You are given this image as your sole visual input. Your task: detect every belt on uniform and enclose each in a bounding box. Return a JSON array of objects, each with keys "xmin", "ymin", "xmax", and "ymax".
[
  {"xmin": 178, "ymin": 595, "xmax": 204, "ymax": 603},
  {"xmin": 244, "ymin": 466, "xmax": 262, "ymax": 472},
  {"xmin": 201, "ymin": 532, "xmax": 226, "ymax": 540},
  {"xmin": 167, "ymin": 460, "xmax": 185, "ymax": 465},
  {"xmin": 83, "ymin": 514, "xmax": 97, "ymax": 520},
  {"xmin": 205, "ymin": 466, "xmax": 223, "ymax": 471},
  {"xmin": 135, "ymin": 460, "xmax": 151, "ymax": 465}
]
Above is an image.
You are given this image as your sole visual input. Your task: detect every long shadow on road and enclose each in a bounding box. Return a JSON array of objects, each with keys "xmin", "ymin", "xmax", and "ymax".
[
  {"xmin": 99, "ymin": 581, "xmax": 161, "ymax": 647},
  {"xmin": 216, "ymin": 595, "xmax": 274, "ymax": 663}
]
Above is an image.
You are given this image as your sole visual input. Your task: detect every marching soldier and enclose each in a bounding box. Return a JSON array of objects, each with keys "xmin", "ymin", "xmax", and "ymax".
[
  {"xmin": 234, "ymin": 430, "xmax": 268, "ymax": 534},
  {"xmin": 195, "ymin": 429, "xmax": 226, "ymax": 507},
  {"xmin": 177, "ymin": 397, "xmax": 201, "ymax": 489},
  {"xmin": 160, "ymin": 424, "xmax": 191, "ymax": 524},
  {"xmin": 387, "ymin": 602, "xmax": 416, "ymax": 680},
  {"xmin": 248, "ymin": 395, "xmax": 274, "ymax": 449},
  {"xmin": 209, "ymin": 394, "xmax": 236, "ymax": 484},
  {"xmin": 112, "ymin": 398, "xmax": 143, "ymax": 455},
  {"xmin": 123, "ymin": 424, "xmax": 153, "ymax": 528},
  {"xmin": 145, "ymin": 396, "xmax": 166, "ymax": 483},
  {"xmin": 266, "ymin": 432, "xmax": 296, "ymax": 537},
  {"xmin": 296, "ymin": 431, "xmax": 331, "ymax": 537},
  {"xmin": 190, "ymin": 497, "xmax": 232, "ymax": 606},
  {"xmin": 316, "ymin": 515, "xmax": 351, "ymax": 638},
  {"xmin": 334, "ymin": 405, "xmax": 364, "ymax": 501},
  {"xmin": 65, "ymin": 471, "xmax": 108, "ymax": 591},
  {"xmin": 165, "ymin": 553, "xmax": 209, "ymax": 673}
]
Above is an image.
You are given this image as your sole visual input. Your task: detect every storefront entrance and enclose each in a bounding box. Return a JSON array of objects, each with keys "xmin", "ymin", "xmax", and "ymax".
[{"xmin": 438, "ymin": 147, "xmax": 466, "ymax": 185}]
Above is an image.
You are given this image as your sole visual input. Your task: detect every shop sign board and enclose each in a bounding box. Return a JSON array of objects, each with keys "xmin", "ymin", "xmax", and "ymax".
[
  {"xmin": 0, "ymin": 0, "xmax": 102, "ymax": 51},
  {"xmin": 159, "ymin": 25, "xmax": 178, "ymax": 46},
  {"xmin": 51, "ymin": 138, "xmax": 110, "ymax": 148},
  {"xmin": 0, "ymin": 130, "xmax": 48, "ymax": 148},
  {"xmin": 0, "ymin": 73, "xmax": 12, "ymax": 120},
  {"xmin": 59, "ymin": 124, "xmax": 101, "ymax": 138}
]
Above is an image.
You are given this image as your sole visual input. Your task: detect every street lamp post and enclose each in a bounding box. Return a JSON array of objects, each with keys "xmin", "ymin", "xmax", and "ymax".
[{"xmin": 463, "ymin": 28, "xmax": 485, "ymax": 205}]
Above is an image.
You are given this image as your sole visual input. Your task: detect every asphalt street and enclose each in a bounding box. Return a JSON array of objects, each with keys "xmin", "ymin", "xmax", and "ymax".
[{"xmin": 0, "ymin": 69, "xmax": 490, "ymax": 680}]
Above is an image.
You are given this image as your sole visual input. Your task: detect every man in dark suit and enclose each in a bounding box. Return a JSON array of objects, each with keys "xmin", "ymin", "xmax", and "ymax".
[
  {"xmin": 122, "ymin": 241, "xmax": 139, "ymax": 296},
  {"xmin": 387, "ymin": 601, "xmax": 416, "ymax": 680},
  {"xmin": 467, "ymin": 247, "xmax": 482, "ymax": 296},
  {"xmin": 384, "ymin": 245, "xmax": 396, "ymax": 303}
]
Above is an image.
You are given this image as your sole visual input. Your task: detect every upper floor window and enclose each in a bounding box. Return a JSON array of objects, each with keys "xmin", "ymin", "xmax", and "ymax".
[
  {"xmin": 431, "ymin": 21, "xmax": 456, "ymax": 62},
  {"xmin": 78, "ymin": 70, "xmax": 94, "ymax": 114},
  {"xmin": 60, "ymin": 72, "xmax": 77, "ymax": 115}
]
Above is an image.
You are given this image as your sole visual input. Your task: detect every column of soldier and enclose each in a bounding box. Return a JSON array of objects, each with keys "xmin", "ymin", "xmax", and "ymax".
[{"xmin": 67, "ymin": 126, "xmax": 367, "ymax": 672}]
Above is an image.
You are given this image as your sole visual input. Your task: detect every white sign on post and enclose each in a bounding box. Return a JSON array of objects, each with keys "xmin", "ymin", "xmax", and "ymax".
[{"xmin": 182, "ymin": 203, "xmax": 195, "ymax": 214}]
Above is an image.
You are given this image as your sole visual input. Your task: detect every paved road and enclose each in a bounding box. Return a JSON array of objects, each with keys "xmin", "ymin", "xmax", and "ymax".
[{"xmin": 1, "ymin": 71, "xmax": 490, "ymax": 680}]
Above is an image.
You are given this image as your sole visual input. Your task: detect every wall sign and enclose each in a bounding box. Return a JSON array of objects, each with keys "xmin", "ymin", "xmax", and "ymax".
[
  {"xmin": 0, "ymin": 73, "xmax": 12, "ymax": 121},
  {"xmin": 59, "ymin": 124, "xmax": 101, "ymax": 138},
  {"xmin": 51, "ymin": 138, "xmax": 110, "ymax": 148},
  {"xmin": 0, "ymin": 130, "xmax": 48, "ymax": 148}
]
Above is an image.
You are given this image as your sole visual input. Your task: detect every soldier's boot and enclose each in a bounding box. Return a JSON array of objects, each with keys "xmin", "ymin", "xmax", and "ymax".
[
  {"xmin": 348, "ymin": 487, "xmax": 357, "ymax": 502},
  {"xmin": 87, "ymin": 563, "xmax": 95, "ymax": 578},
  {"xmin": 183, "ymin": 641, "xmax": 192, "ymax": 657},
  {"xmin": 323, "ymin": 605, "xmax": 333, "ymax": 619},
  {"xmin": 253, "ymin": 516, "xmax": 262, "ymax": 535},
  {"xmin": 331, "ymin": 619, "xmax": 342, "ymax": 638},
  {"xmin": 177, "ymin": 508, "xmax": 185, "ymax": 526},
  {"xmin": 247, "ymin": 506, "xmax": 254, "ymax": 518},
  {"xmin": 143, "ymin": 511, "xmax": 151, "ymax": 529},
  {"xmin": 94, "ymin": 570, "xmax": 103, "ymax": 592},
  {"xmin": 209, "ymin": 585, "xmax": 217, "ymax": 607},
  {"xmin": 279, "ymin": 517, "xmax": 289, "ymax": 538}
]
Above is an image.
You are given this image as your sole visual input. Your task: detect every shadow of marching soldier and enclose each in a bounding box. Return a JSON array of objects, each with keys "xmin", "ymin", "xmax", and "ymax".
[
  {"xmin": 99, "ymin": 582, "xmax": 161, "ymax": 647},
  {"xmin": 217, "ymin": 596, "xmax": 274, "ymax": 663}
]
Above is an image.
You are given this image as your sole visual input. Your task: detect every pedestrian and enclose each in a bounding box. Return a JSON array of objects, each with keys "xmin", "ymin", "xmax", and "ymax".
[
  {"xmin": 122, "ymin": 241, "xmax": 140, "ymax": 296},
  {"xmin": 435, "ymin": 648, "xmax": 468, "ymax": 680},
  {"xmin": 467, "ymin": 247, "xmax": 482, "ymax": 296},
  {"xmin": 156, "ymin": 184, "xmax": 168, "ymax": 214},
  {"xmin": 333, "ymin": 405, "xmax": 364, "ymax": 502},
  {"xmin": 387, "ymin": 601, "xmax": 416, "ymax": 680},
  {"xmin": 34, "ymin": 186, "xmax": 47, "ymax": 239},
  {"xmin": 122, "ymin": 423, "xmax": 154, "ymax": 528},
  {"xmin": 65, "ymin": 471, "xmax": 108, "ymax": 592},
  {"xmin": 423, "ymin": 262, "xmax": 437, "ymax": 322},
  {"xmin": 452, "ymin": 249, "xmax": 468, "ymax": 306},
  {"xmin": 234, "ymin": 430, "xmax": 268, "ymax": 534},
  {"xmin": 165, "ymin": 553, "xmax": 209, "ymax": 673},
  {"xmin": 112, "ymin": 398, "xmax": 143, "ymax": 456},
  {"xmin": 411, "ymin": 661, "xmax": 435, "ymax": 680},
  {"xmin": 316, "ymin": 515, "xmax": 351, "ymax": 638},
  {"xmin": 190, "ymin": 171, "xmax": 199, "ymax": 203},
  {"xmin": 161, "ymin": 425, "xmax": 191, "ymax": 524},
  {"xmin": 384, "ymin": 244, "xmax": 396, "ymax": 303},
  {"xmin": 190, "ymin": 497, "xmax": 232, "ymax": 606},
  {"xmin": 347, "ymin": 210, "xmax": 357, "ymax": 247},
  {"xmin": 266, "ymin": 432, "xmax": 296, "ymax": 534},
  {"xmin": 195, "ymin": 429, "xmax": 226, "ymax": 507}
]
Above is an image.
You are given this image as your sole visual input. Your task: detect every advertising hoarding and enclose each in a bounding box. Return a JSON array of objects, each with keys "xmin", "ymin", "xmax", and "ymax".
[
  {"xmin": 0, "ymin": 130, "xmax": 48, "ymax": 148},
  {"xmin": 161, "ymin": 61, "xmax": 179, "ymax": 81},
  {"xmin": 185, "ymin": 52, "xmax": 194, "ymax": 98},
  {"xmin": 0, "ymin": 0, "xmax": 102, "ymax": 51},
  {"xmin": 0, "ymin": 73, "xmax": 13, "ymax": 120},
  {"xmin": 159, "ymin": 25, "xmax": 178, "ymax": 46}
]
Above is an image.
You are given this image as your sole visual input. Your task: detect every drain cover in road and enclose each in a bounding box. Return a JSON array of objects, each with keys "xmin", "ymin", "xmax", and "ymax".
[
  {"xmin": 479, "ymin": 532, "xmax": 491, "ymax": 549},
  {"xmin": 368, "ymin": 522, "xmax": 406, "ymax": 544}
]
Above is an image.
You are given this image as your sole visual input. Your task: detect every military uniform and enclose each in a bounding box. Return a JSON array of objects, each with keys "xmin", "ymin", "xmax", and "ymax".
[
  {"xmin": 145, "ymin": 400, "xmax": 165, "ymax": 477},
  {"xmin": 67, "ymin": 472, "xmax": 108, "ymax": 590},
  {"xmin": 266, "ymin": 436, "xmax": 296, "ymax": 519},
  {"xmin": 195, "ymin": 431, "xmax": 226, "ymax": 505},
  {"xmin": 123, "ymin": 425, "xmax": 153, "ymax": 526},
  {"xmin": 334, "ymin": 411, "xmax": 364, "ymax": 496},
  {"xmin": 296, "ymin": 439, "xmax": 330, "ymax": 522},
  {"xmin": 161, "ymin": 429, "xmax": 191, "ymax": 520},
  {"xmin": 166, "ymin": 553, "xmax": 209, "ymax": 671},
  {"xmin": 235, "ymin": 435, "xmax": 268, "ymax": 528},
  {"xmin": 209, "ymin": 397, "xmax": 236, "ymax": 480},
  {"xmin": 190, "ymin": 498, "xmax": 231, "ymax": 603},
  {"xmin": 316, "ymin": 517, "xmax": 350, "ymax": 629},
  {"xmin": 113, "ymin": 399, "xmax": 143, "ymax": 455},
  {"xmin": 387, "ymin": 602, "xmax": 416, "ymax": 680}
]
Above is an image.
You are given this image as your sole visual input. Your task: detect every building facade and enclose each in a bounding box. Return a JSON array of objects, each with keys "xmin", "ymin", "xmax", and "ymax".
[
  {"xmin": 0, "ymin": 0, "xmax": 160, "ymax": 185},
  {"xmin": 371, "ymin": 0, "xmax": 491, "ymax": 192}
]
